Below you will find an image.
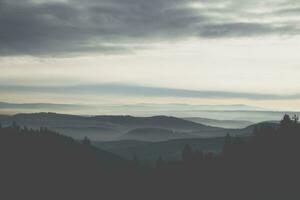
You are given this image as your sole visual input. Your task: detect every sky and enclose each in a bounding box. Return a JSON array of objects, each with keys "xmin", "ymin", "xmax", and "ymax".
[{"xmin": 1, "ymin": 0, "xmax": 300, "ymax": 112}]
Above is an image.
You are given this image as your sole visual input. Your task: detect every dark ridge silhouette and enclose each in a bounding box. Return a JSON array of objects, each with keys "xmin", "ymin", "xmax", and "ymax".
[
  {"xmin": 94, "ymin": 137, "xmax": 225, "ymax": 164},
  {"xmin": 93, "ymin": 115, "xmax": 212, "ymax": 129},
  {"xmin": 151, "ymin": 114, "xmax": 300, "ymax": 200},
  {"xmin": 1, "ymin": 115, "xmax": 299, "ymax": 200},
  {"xmin": 0, "ymin": 123, "xmax": 129, "ymax": 199}
]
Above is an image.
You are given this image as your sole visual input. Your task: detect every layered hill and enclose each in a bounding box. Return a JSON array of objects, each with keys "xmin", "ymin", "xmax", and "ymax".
[
  {"xmin": 0, "ymin": 112, "xmax": 262, "ymax": 141},
  {"xmin": 184, "ymin": 117, "xmax": 253, "ymax": 129},
  {"xmin": 120, "ymin": 128, "xmax": 194, "ymax": 142}
]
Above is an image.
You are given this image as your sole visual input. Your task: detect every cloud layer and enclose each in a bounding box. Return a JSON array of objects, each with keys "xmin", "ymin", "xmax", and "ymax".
[
  {"xmin": 1, "ymin": 84, "xmax": 299, "ymax": 100},
  {"xmin": 0, "ymin": 0, "xmax": 299, "ymax": 56}
]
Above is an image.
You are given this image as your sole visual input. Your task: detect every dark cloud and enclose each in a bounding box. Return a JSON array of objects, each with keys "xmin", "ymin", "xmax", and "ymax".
[
  {"xmin": 0, "ymin": 0, "xmax": 299, "ymax": 56},
  {"xmin": 198, "ymin": 23, "xmax": 274, "ymax": 38}
]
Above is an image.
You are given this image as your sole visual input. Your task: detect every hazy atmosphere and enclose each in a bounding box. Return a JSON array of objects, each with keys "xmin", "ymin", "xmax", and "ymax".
[
  {"xmin": 1, "ymin": 0, "xmax": 300, "ymax": 113},
  {"xmin": 1, "ymin": 1, "xmax": 300, "ymax": 199}
]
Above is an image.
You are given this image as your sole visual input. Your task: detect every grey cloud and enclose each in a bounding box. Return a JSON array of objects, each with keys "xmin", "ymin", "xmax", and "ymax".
[
  {"xmin": 198, "ymin": 23, "xmax": 274, "ymax": 38},
  {"xmin": 275, "ymin": 7, "xmax": 300, "ymax": 15},
  {"xmin": 0, "ymin": 0, "xmax": 299, "ymax": 56},
  {"xmin": 198, "ymin": 22, "xmax": 298, "ymax": 38},
  {"xmin": 1, "ymin": 84, "xmax": 299, "ymax": 100}
]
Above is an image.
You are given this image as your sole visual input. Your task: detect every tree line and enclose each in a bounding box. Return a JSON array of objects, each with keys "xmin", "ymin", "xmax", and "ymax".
[{"xmin": 0, "ymin": 115, "xmax": 299, "ymax": 200}]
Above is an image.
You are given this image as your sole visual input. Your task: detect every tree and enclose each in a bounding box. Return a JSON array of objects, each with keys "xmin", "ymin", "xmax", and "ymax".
[
  {"xmin": 224, "ymin": 133, "xmax": 232, "ymax": 143},
  {"xmin": 81, "ymin": 136, "xmax": 91, "ymax": 146},
  {"xmin": 133, "ymin": 154, "xmax": 139, "ymax": 167},
  {"xmin": 156, "ymin": 155, "xmax": 164, "ymax": 168},
  {"xmin": 223, "ymin": 133, "xmax": 232, "ymax": 157},
  {"xmin": 279, "ymin": 114, "xmax": 297, "ymax": 137},
  {"xmin": 182, "ymin": 144, "xmax": 193, "ymax": 162},
  {"xmin": 292, "ymin": 114, "xmax": 299, "ymax": 124},
  {"xmin": 280, "ymin": 114, "xmax": 293, "ymax": 127},
  {"xmin": 12, "ymin": 121, "xmax": 19, "ymax": 130},
  {"xmin": 23, "ymin": 126, "xmax": 28, "ymax": 132},
  {"xmin": 194, "ymin": 150, "xmax": 204, "ymax": 161},
  {"xmin": 253, "ymin": 126, "xmax": 259, "ymax": 136}
]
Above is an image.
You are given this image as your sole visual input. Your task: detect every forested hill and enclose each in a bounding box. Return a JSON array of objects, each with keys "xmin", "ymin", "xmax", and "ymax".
[
  {"xmin": 0, "ymin": 123, "xmax": 129, "ymax": 199},
  {"xmin": 1, "ymin": 115, "xmax": 299, "ymax": 200},
  {"xmin": 0, "ymin": 113, "xmax": 245, "ymax": 141},
  {"xmin": 0, "ymin": 124, "xmax": 125, "ymax": 169}
]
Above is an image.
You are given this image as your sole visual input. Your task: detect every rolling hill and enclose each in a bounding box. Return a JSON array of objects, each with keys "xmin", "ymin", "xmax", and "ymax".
[
  {"xmin": 184, "ymin": 117, "xmax": 253, "ymax": 129},
  {"xmin": 0, "ymin": 112, "xmax": 276, "ymax": 142},
  {"xmin": 0, "ymin": 113, "xmax": 240, "ymax": 141},
  {"xmin": 120, "ymin": 128, "xmax": 194, "ymax": 142},
  {"xmin": 93, "ymin": 121, "xmax": 280, "ymax": 164}
]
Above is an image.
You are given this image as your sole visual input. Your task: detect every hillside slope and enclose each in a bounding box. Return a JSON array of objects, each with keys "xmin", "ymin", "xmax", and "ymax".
[
  {"xmin": 0, "ymin": 113, "xmax": 233, "ymax": 141},
  {"xmin": 94, "ymin": 137, "xmax": 225, "ymax": 164},
  {"xmin": 184, "ymin": 117, "xmax": 253, "ymax": 129}
]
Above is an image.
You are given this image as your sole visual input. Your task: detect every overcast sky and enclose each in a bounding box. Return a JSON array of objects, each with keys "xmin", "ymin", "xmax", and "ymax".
[{"xmin": 1, "ymin": 0, "xmax": 300, "ymax": 111}]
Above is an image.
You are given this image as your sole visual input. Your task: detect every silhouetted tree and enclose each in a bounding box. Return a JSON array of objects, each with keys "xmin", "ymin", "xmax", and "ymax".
[
  {"xmin": 280, "ymin": 114, "xmax": 293, "ymax": 129},
  {"xmin": 194, "ymin": 150, "xmax": 204, "ymax": 160},
  {"xmin": 156, "ymin": 155, "xmax": 164, "ymax": 168},
  {"xmin": 182, "ymin": 144, "xmax": 193, "ymax": 163},
  {"xmin": 81, "ymin": 136, "xmax": 91, "ymax": 146},
  {"xmin": 292, "ymin": 114, "xmax": 299, "ymax": 124},
  {"xmin": 1, "ymin": 114, "xmax": 300, "ymax": 200},
  {"xmin": 133, "ymin": 154, "xmax": 139, "ymax": 167},
  {"xmin": 253, "ymin": 126, "xmax": 259, "ymax": 136},
  {"xmin": 223, "ymin": 133, "xmax": 232, "ymax": 157},
  {"xmin": 23, "ymin": 126, "xmax": 28, "ymax": 131},
  {"xmin": 12, "ymin": 121, "xmax": 19, "ymax": 130}
]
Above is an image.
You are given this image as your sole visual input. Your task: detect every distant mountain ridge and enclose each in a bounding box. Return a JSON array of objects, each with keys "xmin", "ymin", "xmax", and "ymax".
[
  {"xmin": 94, "ymin": 121, "xmax": 281, "ymax": 163},
  {"xmin": 0, "ymin": 112, "xmax": 247, "ymax": 141},
  {"xmin": 0, "ymin": 112, "xmax": 278, "ymax": 142},
  {"xmin": 184, "ymin": 117, "xmax": 253, "ymax": 129},
  {"xmin": 0, "ymin": 102, "xmax": 86, "ymax": 109},
  {"xmin": 0, "ymin": 101, "xmax": 266, "ymax": 116},
  {"xmin": 0, "ymin": 102, "xmax": 262, "ymax": 110},
  {"xmin": 1, "ymin": 102, "xmax": 296, "ymax": 123}
]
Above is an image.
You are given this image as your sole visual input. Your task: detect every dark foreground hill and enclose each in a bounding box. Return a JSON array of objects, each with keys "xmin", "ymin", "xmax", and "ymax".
[
  {"xmin": 94, "ymin": 122, "xmax": 279, "ymax": 164},
  {"xmin": 0, "ymin": 125, "xmax": 125, "ymax": 168},
  {"xmin": 0, "ymin": 115, "xmax": 299, "ymax": 200},
  {"xmin": 94, "ymin": 137, "xmax": 225, "ymax": 165},
  {"xmin": 0, "ymin": 113, "xmax": 254, "ymax": 141},
  {"xmin": 0, "ymin": 125, "xmax": 130, "ymax": 199}
]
